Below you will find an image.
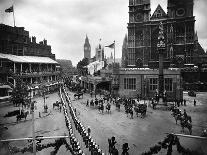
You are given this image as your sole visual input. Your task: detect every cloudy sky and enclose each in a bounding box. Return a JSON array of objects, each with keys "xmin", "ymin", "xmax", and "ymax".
[{"xmin": 1, "ymin": 0, "xmax": 207, "ymax": 66}]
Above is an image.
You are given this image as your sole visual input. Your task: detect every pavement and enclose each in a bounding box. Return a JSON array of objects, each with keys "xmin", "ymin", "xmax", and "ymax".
[{"xmin": 0, "ymin": 92, "xmax": 70, "ymax": 155}]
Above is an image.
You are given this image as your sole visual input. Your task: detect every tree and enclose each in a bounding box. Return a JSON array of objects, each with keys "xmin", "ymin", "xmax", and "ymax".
[
  {"xmin": 10, "ymin": 77, "xmax": 29, "ymax": 109},
  {"xmin": 77, "ymin": 58, "xmax": 89, "ymax": 76}
]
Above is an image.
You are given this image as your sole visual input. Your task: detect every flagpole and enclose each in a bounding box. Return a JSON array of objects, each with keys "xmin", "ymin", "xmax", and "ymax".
[
  {"xmin": 114, "ymin": 40, "xmax": 115, "ymax": 64},
  {"xmin": 12, "ymin": 5, "xmax": 15, "ymax": 27}
]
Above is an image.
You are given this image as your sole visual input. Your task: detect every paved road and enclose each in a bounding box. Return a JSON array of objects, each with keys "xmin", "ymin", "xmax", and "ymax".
[
  {"xmin": 65, "ymin": 88, "xmax": 207, "ymax": 155},
  {"xmin": 0, "ymin": 90, "xmax": 207, "ymax": 155}
]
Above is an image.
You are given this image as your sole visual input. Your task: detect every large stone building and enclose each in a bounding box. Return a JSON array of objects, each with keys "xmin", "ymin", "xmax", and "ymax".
[
  {"xmin": 0, "ymin": 24, "xmax": 61, "ymax": 100},
  {"xmin": 127, "ymin": 0, "xmax": 204, "ymax": 68},
  {"xmin": 0, "ymin": 24, "xmax": 55, "ymax": 59}
]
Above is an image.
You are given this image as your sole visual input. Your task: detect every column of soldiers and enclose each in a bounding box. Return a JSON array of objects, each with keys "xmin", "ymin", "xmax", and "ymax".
[{"xmin": 63, "ymin": 87, "xmax": 104, "ymax": 155}]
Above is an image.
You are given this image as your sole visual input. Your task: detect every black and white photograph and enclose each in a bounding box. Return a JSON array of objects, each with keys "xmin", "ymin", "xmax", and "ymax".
[{"xmin": 0, "ymin": 0, "xmax": 207, "ymax": 154}]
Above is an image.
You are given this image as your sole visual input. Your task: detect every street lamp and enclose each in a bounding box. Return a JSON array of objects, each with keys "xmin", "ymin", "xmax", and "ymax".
[{"xmin": 42, "ymin": 90, "xmax": 48, "ymax": 113}]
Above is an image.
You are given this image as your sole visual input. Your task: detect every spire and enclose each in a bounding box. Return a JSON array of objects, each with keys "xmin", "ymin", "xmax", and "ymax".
[
  {"xmin": 85, "ymin": 34, "xmax": 89, "ymax": 44},
  {"xmin": 194, "ymin": 31, "xmax": 198, "ymax": 41}
]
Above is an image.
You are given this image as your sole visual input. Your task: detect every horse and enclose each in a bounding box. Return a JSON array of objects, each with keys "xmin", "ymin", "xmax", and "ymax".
[
  {"xmin": 180, "ymin": 118, "xmax": 192, "ymax": 135},
  {"xmin": 185, "ymin": 115, "xmax": 192, "ymax": 123},
  {"xmin": 106, "ymin": 104, "xmax": 111, "ymax": 114},
  {"xmin": 16, "ymin": 111, "xmax": 29, "ymax": 122},
  {"xmin": 90, "ymin": 100, "xmax": 94, "ymax": 107},
  {"xmin": 74, "ymin": 93, "xmax": 83, "ymax": 99},
  {"xmin": 98, "ymin": 104, "xmax": 104, "ymax": 113},
  {"xmin": 95, "ymin": 99, "xmax": 99, "ymax": 107},
  {"xmin": 134, "ymin": 104, "xmax": 147, "ymax": 118},
  {"xmin": 53, "ymin": 102, "xmax": 59, "ymax": 109},
  {"xmin": 174, "ymin": 113, "xmax": 183, "ymax": 124},
  {"xmin": 126, "ymin": 108, "xmax": 133, "ymax": 119},
  {"xmin": 116, "ymin": 102, "xmax": 121, "ymax": 111},
  {"xmin": 171, "ymin": 108, "xmax": 182, "ymax": 117}
]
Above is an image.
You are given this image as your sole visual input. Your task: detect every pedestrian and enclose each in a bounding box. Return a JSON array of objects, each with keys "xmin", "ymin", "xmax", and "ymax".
[
  {"xmin": 59, "ymin": 105, "xmax": 62, "ymax": 112},
  {"xmin": 88, "ymin": 126, "xmax": 91, "ymax": 136},
  {"xmin": 86, "ymin": 99, "xmax": 89, "ymax": 106},
  {"xmin": 74, "ymin": 108, "xmax": 77, "ymax": 115},
  {"xmin": 111, "ymin": 136, "xmax": 117, "ymax": 149},
  {"xmin": 194, "ymin": 99, "xmax": 196, "ymax": 106},
  {"xmin": 122, "ymin": 143, "xmax": 129, "ymax": 155},
  {"xmin": 39, "ymin": 112, "xmax": 41, "ymax": 118},
  {"xmin": 180, "ymin": 99, "xmax": 183, "ymax": 106},
  {"xmin": 184, "ymin": 99, "xmax": 186, "ymax": 106}
]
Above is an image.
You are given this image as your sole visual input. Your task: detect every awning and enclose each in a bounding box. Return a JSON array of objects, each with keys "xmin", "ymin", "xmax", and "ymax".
[
  {"xmin": 0, "ymin": 85, "xmax": 12, "ymax": 89},
  {"xmin": 0, "ymin": 53, "xmax": 58, "ymax": 64}
]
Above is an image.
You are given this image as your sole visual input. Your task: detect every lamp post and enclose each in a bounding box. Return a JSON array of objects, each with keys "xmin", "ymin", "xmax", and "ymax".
[
  {"xmin": 157, "ymin": 22, "xmax": 166, "ymax": 104},
  {"xmin": 28, "ymin": 85, "xmax": 36, "ymax": 155}
]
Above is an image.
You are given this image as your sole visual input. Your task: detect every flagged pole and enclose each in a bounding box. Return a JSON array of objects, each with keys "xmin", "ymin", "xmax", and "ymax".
[
  {"xmin": 5, "ymin": 5, "xmax": 15, "ymax": 27},
  {"xmin": 12, "ymin": 5, "xmax": 15, "ymax": 27},
  {"xmin": 114, "ymin": 40, "xmax": 115, "ymax": 65}
]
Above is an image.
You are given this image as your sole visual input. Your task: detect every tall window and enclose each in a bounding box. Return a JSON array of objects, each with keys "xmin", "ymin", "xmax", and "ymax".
[
  {"xmin": 149, "ymin": 78, "xmax": 158, "ymax": 91},
  {"xmin": 165, "ymin": 78, "xmax": 173, "ymax": 91},
  {"xmin": 124, "ymin": 78, "xmax": 136, "ymax": 90}
]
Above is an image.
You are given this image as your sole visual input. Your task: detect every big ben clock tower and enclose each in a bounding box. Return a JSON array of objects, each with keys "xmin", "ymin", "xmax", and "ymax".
[{"xmin": 84, "ymin": 35, "xmax": 91, "ymax": 59}]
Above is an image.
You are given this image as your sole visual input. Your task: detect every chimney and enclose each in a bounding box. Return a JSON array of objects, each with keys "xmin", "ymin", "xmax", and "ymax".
[
  {"xmin": 43, "ymin": 39, "xmax": 47, "ymax": 45},
  {"xmin": 32, "ymin": 36, "xmax": 36, "ymax": 43}
]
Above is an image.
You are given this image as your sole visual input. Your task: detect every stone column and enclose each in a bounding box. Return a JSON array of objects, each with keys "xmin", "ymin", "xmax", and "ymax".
[
  {"xmin": 20, "ymin": 63, "xmax": 23, "ymax": 75},
  {"xmin": 13, "ymin": 62, "xmax": 16, "ymax": 73},
  {"xmin": 29, "ymin": 64, "xmax": 32, "ymax": 73},
  {"xmin": 157, "ymin": 22, "xmax": 166, "ymax": 103}
]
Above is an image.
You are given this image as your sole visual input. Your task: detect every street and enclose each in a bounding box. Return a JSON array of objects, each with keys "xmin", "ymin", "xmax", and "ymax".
[{"xmin": 0, "ymin": 90, "xmax": 207, "ymax": 155}]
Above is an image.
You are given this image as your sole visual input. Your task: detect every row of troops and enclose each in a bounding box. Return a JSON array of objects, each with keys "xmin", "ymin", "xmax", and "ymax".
[{"xmin": 62, "ymin": 87, "xmax": 104, "ymax": 155}]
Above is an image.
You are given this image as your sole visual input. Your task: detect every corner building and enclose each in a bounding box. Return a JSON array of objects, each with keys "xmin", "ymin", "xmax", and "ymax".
[
  {"xmin": 0, "ymin": 24, "xmax": 61, "ymax": 100},
  {"xmin": 127, "ymin": 0, "xmax": 195, "ymax": 67}
]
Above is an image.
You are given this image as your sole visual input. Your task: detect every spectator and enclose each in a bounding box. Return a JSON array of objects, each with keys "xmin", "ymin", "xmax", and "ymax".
[
  {"xmin": 184, "ymin": 99, "xmax": 186, "ymax": 106},
  {"xmin": 86, "ymin": 99, "xmax": 89, "ymax": 106},
  {"xmin": 88, "ymin": 126, "xmax": 91, "ymax": 136},
  {"xmin": 122, "ymin": 143, "xmax": 129, "ymax": 155},
  {"xmin": 194, "ymin": 99, "xmax": 196, "ymax": 106}
]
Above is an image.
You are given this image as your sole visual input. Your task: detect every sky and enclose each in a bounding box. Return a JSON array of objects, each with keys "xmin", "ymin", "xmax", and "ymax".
[{"xmin": 1, "ymin": 0, "xmax": 207, "ymax": 66}]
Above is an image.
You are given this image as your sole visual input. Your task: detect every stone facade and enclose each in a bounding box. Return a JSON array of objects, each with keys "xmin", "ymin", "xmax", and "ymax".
[
  {"xmin": 127, "ymin": 0, "xmax": 200, "ymax": 68},
  {"xmin": 118, "ymin": 68, "xmax": 182, "ymax": 101},
  {"xmin": 0, "ymin": 24, "xmax": 55, "ymax": 59}
]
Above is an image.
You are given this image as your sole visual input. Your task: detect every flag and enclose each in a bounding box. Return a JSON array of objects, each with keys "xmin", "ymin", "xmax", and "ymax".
[
  {"xmin": 5, "ymin": 6, "xmax": 13, "ymax": 13},
  {"xmin": 105, "ymin": 42, "xmax": 115, "ymax": 49}
]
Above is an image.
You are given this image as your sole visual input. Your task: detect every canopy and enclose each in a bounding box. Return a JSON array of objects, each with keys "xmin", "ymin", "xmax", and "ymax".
[{"xmin": 0, "ymin": 53, "xmax": 58, "ymax": 64}]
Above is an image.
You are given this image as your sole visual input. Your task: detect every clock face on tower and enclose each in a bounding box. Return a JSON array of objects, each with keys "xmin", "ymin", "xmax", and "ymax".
[
  {"xmin": 84, "ymin": 46, "xmax": 88, "ymax": 50},
  {"xmin": 176, "ymin": 8, "xmax": 185, "ymax": 17},
  {"xmin": 135, "ymin": 13, "xmax": 142, "ymax": 22}
]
